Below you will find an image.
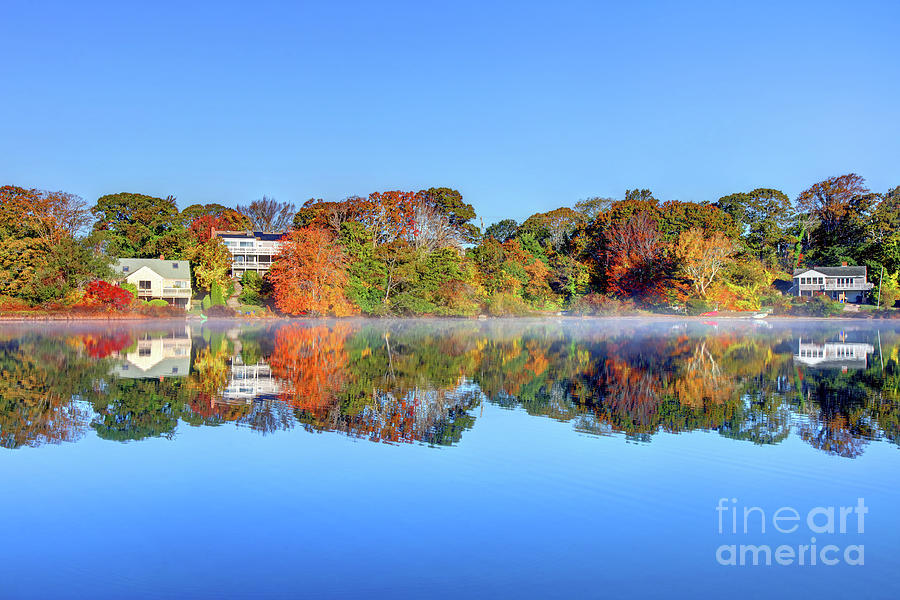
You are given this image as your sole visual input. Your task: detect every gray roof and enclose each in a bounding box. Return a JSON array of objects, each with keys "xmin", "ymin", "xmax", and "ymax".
[
  {"xmin": 215, "ymin": 230, "xmax": 286, "ymax": 241},
  {"xmin": 793, "ymin": 266, "xmax": 866, "ymax": 277},
  {"xmin": 113, "ymin": 258, "xmax": 191, "ymax": 280}
]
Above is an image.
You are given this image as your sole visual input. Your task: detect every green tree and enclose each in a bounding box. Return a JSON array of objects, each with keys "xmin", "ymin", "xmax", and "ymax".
[
  {"xmin": 717, "ymin": 188, "xmax": 793, "ymax": 266},
  {"xmin": 417, "ymin": 187, "xmax": 479, "ymax": 244},
  {"xmin": 483, "ymin": 219, "xmax": 519, "ymax": 243},
  {"xmin": 91, "ymin": 192, "xmax": 185, "ymax": 258}
]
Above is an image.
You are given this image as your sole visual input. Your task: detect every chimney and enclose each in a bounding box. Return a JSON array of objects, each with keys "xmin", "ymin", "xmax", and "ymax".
[
  {"xmin": 159, "ymin": 254, "xmax": 164, "ymax": 260},
  {"xmin": 841, "ymin": 261, "xmax": 848, "ymax": 267}
]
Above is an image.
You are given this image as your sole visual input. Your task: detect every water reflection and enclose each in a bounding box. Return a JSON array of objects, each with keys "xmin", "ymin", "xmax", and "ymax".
[{"xmin": 1, "ymin": 320, "xmax": 899, "ymax": 457}]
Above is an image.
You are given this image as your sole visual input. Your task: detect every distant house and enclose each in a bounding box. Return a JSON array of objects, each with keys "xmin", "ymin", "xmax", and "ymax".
[
  {"xmin": 791, "ymin": 265, "xmax": 873, "ymax": 303},
  {"xmin": 112, "ymin": 258, "xmax": 193, "ymax": 309},
  {"xmin": 214, "ymin": 230, "xmax": 285, "ymax": 279}
]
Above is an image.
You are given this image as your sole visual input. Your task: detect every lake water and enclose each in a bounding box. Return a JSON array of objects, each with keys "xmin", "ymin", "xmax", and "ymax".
[{"xmin": 2, "ymin": 318, "xmax": 899, "ymax": 599}]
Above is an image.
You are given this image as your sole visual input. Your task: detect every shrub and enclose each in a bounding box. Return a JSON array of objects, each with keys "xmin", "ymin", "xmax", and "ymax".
[
  {"xmin": 210, "ymin": 282, "xmax": 225, "ymax": 307},
  {"xmin": 137, "ymin": 301, "xmax": 183, "ymax": 317},
  {"xmin": 779, "ymin": 294, "xmax": 844, "ymax": 317},
  {"xmin": 390, "ymin": 292, "xmax": 436, "ymax": 315},
  {"xmin": 201, "ymin": 294, "xmax": 212, "ymax": 311},
  {"xmin": 876, "ymin": 274, "xmax": 900, "ymax": 309},
  {"xmin": 239, "ymin": 271, "xmax": 264, "ymax": 305},
  {"xmin": 486, "ymin": 293, "xmax": 532, "ymax": 316},
  {"xmin": 569, "ymin": 293, "xmax": 639, "ymax": 316},
  {"xmin": 685, "ymin": 298, "xmax": 714, "ymax": 315},
  {"xmin": 205, "ymin": 304, "xmax": 236, "ymax": 317},
  {"xmin": 79, "ymin": 281, "xmax": 134, "ymax": 310},
  {"xmin": 120, "ymin": 281, "xmax": 138, "ymax": 299},
  {"xmin": 0, "ymin": 295, "xmax": 33, "ymax": 311}
]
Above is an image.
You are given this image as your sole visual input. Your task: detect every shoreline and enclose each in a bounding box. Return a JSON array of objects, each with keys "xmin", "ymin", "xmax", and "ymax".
[{"xmin": 0, "ymin": 312, "xmax": 896, "ymax": 322}]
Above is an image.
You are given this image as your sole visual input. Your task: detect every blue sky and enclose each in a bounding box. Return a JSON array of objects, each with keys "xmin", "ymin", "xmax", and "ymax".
[{"xmin": 1, "ymin": 0, "xmax": 897, "ymax": 224}]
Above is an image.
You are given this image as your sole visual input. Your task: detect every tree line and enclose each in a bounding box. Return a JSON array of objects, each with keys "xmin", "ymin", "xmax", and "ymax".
[{"xmin": 1, "ymin": 173, "xmax": 898, "ymax": 314}]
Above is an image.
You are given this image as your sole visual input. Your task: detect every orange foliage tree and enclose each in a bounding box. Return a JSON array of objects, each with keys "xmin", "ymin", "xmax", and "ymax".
[
  {"xmin": 268, "ymin": 227, "xmax": 357, "ymax": 316},
  {"xmin": 268, "ymin": 323, "xmax": 351, "ymax": 412}
]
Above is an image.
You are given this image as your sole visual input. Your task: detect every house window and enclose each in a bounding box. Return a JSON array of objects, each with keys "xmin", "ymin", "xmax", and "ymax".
[
  {"xmin": 122, "ymin": 266, "xmax": 129, "ymax": 273},
  {"xmin": 240, "ymin": 241, "xmax": 253, "ymax": 247},
  {"xmin": 139, "ymin": 280, "xmax": 152, "ymax": 290},
  {"xmin": 138, "ymin": 347, "xmax": 151, "ymax": 357},
  {"xmin": 172, "ymin": 262, "xmax": 179, "ymax": 269}
]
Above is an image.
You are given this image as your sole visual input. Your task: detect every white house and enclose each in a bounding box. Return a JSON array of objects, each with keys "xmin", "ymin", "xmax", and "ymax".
[
  {"xmin": 214, "ymin": 230, "xmax": 285, "ymax": 279},
  {"xmin": 791, "ymin": 265, "xmax": 873, "ymax": 303},
  {"xmin": 112, "ymin": 258, "xmax": 193, "ymax": 309}
]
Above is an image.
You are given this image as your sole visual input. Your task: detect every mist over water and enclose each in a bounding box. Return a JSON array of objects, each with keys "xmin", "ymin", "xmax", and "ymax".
[{"xmin": 2, "ymin": 318, "xmax": 899, "ymax": 598}]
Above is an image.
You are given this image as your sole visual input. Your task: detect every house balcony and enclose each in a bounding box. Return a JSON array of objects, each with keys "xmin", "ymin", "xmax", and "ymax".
[
  {"xmin": 226, "ymin": 246, "xmax": 281, "ymax": 255},
  {"xmin": 798, "ymin": 282, "xmax": 873, "ymax": 292}
]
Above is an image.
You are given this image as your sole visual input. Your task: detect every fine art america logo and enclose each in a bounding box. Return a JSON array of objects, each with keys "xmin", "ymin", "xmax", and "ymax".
[{"xmin": 715, "ymin": 498, "xmax": 867, "ymax": 566}]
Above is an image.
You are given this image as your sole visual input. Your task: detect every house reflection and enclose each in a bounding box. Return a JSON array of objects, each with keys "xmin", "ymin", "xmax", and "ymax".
[
  {"xmin": 223, "ymin": 358, "xmax": 281, "ymax": 402},
  {"xmin": 111, "ymin": 326, "xmax": 192, "ymax": 378},
  {"xmin": 793, "ymin": 336, "xmax": 875, "ymax": 370}
]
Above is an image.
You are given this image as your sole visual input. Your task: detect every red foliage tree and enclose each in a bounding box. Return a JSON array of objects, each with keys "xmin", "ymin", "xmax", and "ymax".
[
  {"xmin": 603, "ymin": 212, "xmax": 686, "ymax": 304},
  {"xmin": 80, "ymin": 281, "xmax": 134, "ymax": 310}
]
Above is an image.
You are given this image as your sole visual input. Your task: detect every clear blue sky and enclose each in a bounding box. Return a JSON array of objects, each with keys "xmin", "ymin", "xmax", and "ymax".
[{"xmin": 1, "ymin": 0, "xmax": 897, "ymax": 224}]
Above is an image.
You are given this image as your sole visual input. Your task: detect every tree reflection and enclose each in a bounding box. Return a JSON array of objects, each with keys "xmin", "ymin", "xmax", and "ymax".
[{"xmin": 1, "ymin": 322, "xmax": 900, "ymax": 457}]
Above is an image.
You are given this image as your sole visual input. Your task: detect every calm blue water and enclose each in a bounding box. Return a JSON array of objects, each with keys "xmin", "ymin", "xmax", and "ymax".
[{"xmin": 1, "ymin": 319, "xmax": 899, "ymax": 599}]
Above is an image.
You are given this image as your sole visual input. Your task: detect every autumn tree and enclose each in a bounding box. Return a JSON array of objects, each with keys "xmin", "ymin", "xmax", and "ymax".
[
  {"xmin": 675, "ymin": 228, "xmax": 736, "ymax": 298},
  {"xmin": 183, "ymin": 204, "xmax": 252, "ymax": 231},
  {"xmin": 0, "ymin": 186, "xmax": 110, "ymax": 303},
  {"xmin": 236, "ymin": 196, "xmax": 295, "ymax": 232},
  {"xmin": 186, "ymin": 237, "xmax": 231, "ymax": 293},
  {"xmin": 604, "ymin": 212, "xmax": 683, "ymax": 303},
  {"xmin": 368, "ymin": 190, "xmax": 418, "ymax": 246},
  {"xmin": 294, "ymin": 196, "xmax": 372, "ymax": 233},
  {"xmin": 574, "ymin": 196, "xmax": 614, "ymax": 221},
  {"xmin": 268, "ymin": 227, "xmax": 357, "ymax": 316},
  {"xmin": 797, "ymin": 174, "xmax": 878, "ymax": 264}
]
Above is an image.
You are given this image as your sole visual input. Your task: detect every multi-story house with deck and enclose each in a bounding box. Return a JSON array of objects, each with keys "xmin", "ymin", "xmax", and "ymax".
[
  {"xmin": 214, "ymin": 230, "xmax": 285, "ymax": 279},
  {"xmin": 113, "ymin": 258, "xmax": 193, "ymax": 309},
  {"xmin": 790, "ymin": 265, "xmax": 873, "ymax": 303}
]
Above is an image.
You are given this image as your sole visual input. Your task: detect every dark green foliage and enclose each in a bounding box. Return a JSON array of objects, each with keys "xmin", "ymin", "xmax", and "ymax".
[
  {"xmin": 483, "ymin": 219, "xmax": 519, "ymax": 243},
  {"xmin": 210, "ymin": 281, "xmax": 225, "ymax": 306},
  {"xmin": 91, "ymin": 192, "xmax": 185, "ymax": 259},
  {"xmin": 686, "ymin": 298, "xmax": 714, "ymax": 315},
  {"xmin": 717, "ymin": 188, "xmax": 793, "ymax": 266}
]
